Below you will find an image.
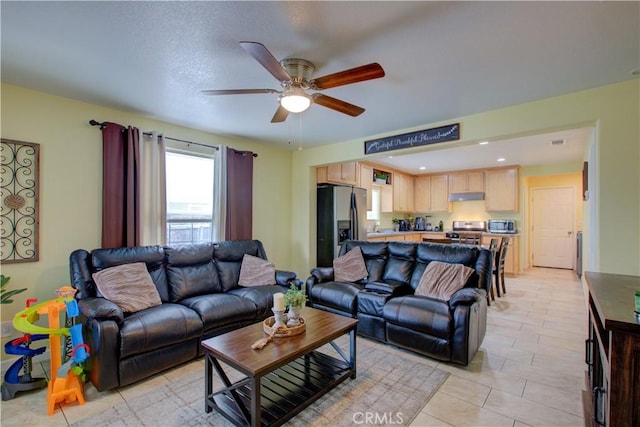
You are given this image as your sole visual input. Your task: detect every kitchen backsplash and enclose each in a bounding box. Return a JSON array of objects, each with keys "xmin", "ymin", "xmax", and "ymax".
[{"xmin": 378, "ymin": 201, "xmax": 522, "ymax": 231}]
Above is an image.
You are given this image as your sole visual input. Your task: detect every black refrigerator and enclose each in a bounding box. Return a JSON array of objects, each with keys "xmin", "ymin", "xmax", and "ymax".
[{"xmin": 316, "ymin": 184, "xmax": 368, "ymax": 267}]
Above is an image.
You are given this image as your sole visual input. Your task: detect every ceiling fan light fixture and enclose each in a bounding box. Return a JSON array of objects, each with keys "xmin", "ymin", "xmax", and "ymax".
[{"xmin": 280, "ymin": 87, "xmax": 312, "ymax": 113}]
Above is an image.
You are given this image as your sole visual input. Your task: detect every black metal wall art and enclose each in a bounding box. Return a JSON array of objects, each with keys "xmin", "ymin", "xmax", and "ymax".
[
  {"xmin": 364, "ymin": 123, "xmax": 460, "ymax": 155},
  {"xmin": 1, "ymin": 139, "xmax": 40, "ymax": 263}
]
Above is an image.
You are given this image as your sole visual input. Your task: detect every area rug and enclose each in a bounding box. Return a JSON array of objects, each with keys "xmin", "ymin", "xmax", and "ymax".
[{"xmin": 71, "ymin": 337, "xmax": 448, "ymax": 427}]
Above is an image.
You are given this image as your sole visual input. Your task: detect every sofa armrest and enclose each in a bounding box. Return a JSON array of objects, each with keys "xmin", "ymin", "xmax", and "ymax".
[
  {"xmin": 448, "ymin": 288, "xmax": 487, "ymax": 308},
  {"xmin": 364, "ymin": 281, "xmax": 412, "ymax": 297},
  {"xmin": 78, "ymin": 297, "xmax": 124, "ymax": 324},
  {"xmin": 275, "ymin": 269, "xmax": 297, "ymax": 287},
  {"xmin": 308, "ymin": 267, "xmax": 334, "ymax": 284}
]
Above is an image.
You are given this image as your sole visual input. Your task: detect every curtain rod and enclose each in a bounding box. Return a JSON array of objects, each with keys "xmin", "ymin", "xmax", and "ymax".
[{"xmin": 89, "ymin": 120, "xmax": 257, "ymax": 157}]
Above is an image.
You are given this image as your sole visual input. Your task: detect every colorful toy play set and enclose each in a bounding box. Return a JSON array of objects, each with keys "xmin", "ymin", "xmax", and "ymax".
[{"xmin": 1, "ymin": 286, "xmax": 89, "ymax": 415}]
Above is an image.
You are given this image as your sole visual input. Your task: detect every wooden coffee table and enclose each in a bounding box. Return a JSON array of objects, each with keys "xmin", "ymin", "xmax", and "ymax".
[{"xmin": 202, "ymin": 306, "xmax": 358, "ymax": 426}]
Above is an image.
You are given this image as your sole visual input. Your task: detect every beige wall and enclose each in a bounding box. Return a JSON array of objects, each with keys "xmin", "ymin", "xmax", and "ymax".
[
  {"xmin": 0, "ymin": 84, "xmax": 293, "ymax": 331},
  {"xmin": 291, "ymin": 80, "xmax": 640, "ymax": 277}
]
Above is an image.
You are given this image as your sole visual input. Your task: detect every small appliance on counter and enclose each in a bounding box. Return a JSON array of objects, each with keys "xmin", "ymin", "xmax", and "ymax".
[
  {"xmin": 487, "ymin": 219, "xmax": 517, "ymax": 234},
  {"xmin": 397, "ymin": 219, "xmax": 410, "ymax": 231},
  {"xmin": 414, "ymin": 217, "xmax": 426, "ymax": 231}
]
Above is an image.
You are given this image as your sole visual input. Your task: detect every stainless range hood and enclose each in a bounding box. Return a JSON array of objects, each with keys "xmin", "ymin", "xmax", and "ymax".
[{"xmin": 448, "ymin": 192, "xmax": 485, "ymax": 202}]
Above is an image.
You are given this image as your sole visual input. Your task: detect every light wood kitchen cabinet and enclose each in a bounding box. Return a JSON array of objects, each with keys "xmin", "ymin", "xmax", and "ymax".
[
  {"xmin": 404, "ymin": 233, "xmax": 423, "ymax": 242},
  {"xmin": 430, "ymin": 174, "xmax": 451, "ymax": 212},
  {"xmin": 379, "ymin": 184, "xmax": 393, "ymax": 213},
  {"xmin": 485, "ymin": 167, "xmax": 519, "ymax": 211},
  {"xmin": 359, "ymin": 163, "xmax": 373, "ymax": 211},
  {"xmin": 414, "ymin": 175, "xmax": 451, "ymax": 213},
  {"xmin": 393, "ymin": 172, "xmax": 414, "ymax": 212},
  {"xmin": 317, "ymin": 161, "xmax": 358, "ymax": 186},
  {"xmin": 449, "ymin": 171, "xmax": 484, "ymax": 193}
]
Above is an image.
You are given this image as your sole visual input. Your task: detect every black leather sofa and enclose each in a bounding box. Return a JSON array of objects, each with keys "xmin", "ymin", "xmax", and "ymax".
[
  {"xmin": 306, "ymin": 240, "xmax": 490, "ymax": 366},
  {"xmin": 70, "ymin": 240, "xmax": 297, "ymax": 391}
]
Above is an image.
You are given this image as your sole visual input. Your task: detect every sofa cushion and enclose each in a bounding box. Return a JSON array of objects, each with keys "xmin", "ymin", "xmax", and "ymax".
[
  {"xmin": 178, "ymin": 293, "xmax": 257, "ymax": 331},
  {"xmin": 383, "ymin": 296, "xmax": 452, "ymax": 339},
  {"xmin": 333, "ymin": 246, "xmax": 368, "ymax": 282},
  {"xmin": 415, "ymin": 261, "xmax": 474, "ymax": 301},
  {"xmin": 166, "ymin": 260, "xmax": 222, "ymax": 302},
  {"xmin": 92, "ymin": 263, "xmax": 162, "ymax": 313},
  {"xmin": 120, "ymin": 303, "xmax": 203, "ymax": 358},
  {"xmin": 238, "ymin": 254, "xmax": 276, "ymax": 287},
  {"xmin": 228, "ymin": 284, "xmax": 285, "ymax": 319}
]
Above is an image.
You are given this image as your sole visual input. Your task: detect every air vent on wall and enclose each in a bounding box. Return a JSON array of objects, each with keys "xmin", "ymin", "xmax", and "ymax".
[{"xmin": 551, "ymin": 139, "xmax": 565, "ymax": 145}]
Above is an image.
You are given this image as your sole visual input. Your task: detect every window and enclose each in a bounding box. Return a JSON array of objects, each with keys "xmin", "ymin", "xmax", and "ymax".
[
  {"xmin": 367, "ymin": 187, "xmax": 380, "ymax": 221},
  {"xmin": 165, "ymin": 150, "xmax": 214, "ymax": 245}
]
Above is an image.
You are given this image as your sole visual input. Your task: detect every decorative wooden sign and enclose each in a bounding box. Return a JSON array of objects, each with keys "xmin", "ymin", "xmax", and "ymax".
[
  {"xmin": 364, "ymin": 123, "xmax": 460, "ymax": 155},
  {"xmin": 1, "ymin": 139, "xmax": 40, "ymax": 263}
]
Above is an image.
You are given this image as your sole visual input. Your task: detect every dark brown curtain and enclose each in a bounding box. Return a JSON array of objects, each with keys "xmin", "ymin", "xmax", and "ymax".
[
  {"xmin": 101, "ymin": 122, "xmax": 140, "ymax": 248},
  {"xmin": 225, "ymin": 147, "xmax": 254, "ymax": 240}
]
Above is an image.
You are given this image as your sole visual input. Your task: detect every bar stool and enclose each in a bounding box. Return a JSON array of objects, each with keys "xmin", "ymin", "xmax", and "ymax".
[
  {"xmin": 494, "ymin": 236, "xmax": 511, "ymax": 297},
  {"xmin": 458, "ymin": 232, "xmax": 482, "ymax": 246},
  {"xmin": 487, "ymin": 238, "xmax": 499, "ymax": 303}
]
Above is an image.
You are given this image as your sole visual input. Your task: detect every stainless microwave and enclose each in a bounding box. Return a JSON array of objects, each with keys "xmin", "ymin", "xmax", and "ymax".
[{"xmin": 487, "ymin": 219, "xmax": 517, "ymax": 233}]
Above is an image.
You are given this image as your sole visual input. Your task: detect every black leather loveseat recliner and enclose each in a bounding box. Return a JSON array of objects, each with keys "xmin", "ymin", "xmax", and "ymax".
[
  {"xmin": 70, "ymin": 240, "xmax": 297, "ymax": 391},
  {"xmin": 306, "ymin": 240, "xmax": 490, "ymax": 366}
]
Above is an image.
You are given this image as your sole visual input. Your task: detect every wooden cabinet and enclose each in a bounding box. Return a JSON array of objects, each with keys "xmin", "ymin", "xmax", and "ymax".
[
  {"xmin": 379, "ymin": 184, "xmax": 393, "ymax": 213},
  {"xmin": 317, "ymin": 161, "xmax": 358, "ymax": 186},
  {"xmin": 404, "ymin": 233, "xmax": 423, "ymax": 242},
  {"xmin": 359, "ymin": 163, "xmax": 373, "ymax": 211},
  {"xmin": 583, "ymin": 272, "xmax": 640, "ymax": 427},
  {"xmin": 430, "ymin": 174, "xmax": 451, "ymax": 212},
  {"xmin": 485, "ymin": 167, "xmax": 518, "ymax": 211},
  {"xmin": 414, "ymin": 174, "xmax": 451, "ymax": 213},
  {"xmin": 449, "ymin": 171, "xmax": 484, "ymax": 193},
  {"xmin": 393, "ymin": 172, "xmax": 414, "ymax": 212}
]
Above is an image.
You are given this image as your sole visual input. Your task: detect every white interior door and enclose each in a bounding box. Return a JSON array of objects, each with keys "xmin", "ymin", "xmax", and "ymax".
[{"xmin": 531, "ymin": 187, "xmax": 575, "ymax": 269}]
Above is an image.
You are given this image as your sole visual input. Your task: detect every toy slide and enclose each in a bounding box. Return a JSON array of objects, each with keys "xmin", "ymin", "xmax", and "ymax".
[{"xmin": 1, "ymin": 334, "xmax": 48, "ymax": 401}]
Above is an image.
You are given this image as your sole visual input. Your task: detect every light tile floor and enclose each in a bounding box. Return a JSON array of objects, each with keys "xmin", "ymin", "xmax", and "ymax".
[
  {"xmin": 1, "ymin": 267, "xmax": 587, "ymax": 427},
  {"xmin": 412, "ymin": 267, "xmax": 587, "ymax": 427}
]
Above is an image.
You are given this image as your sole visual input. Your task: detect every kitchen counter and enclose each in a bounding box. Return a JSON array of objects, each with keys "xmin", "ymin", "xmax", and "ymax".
[{"xmin": 367, "ymin": 231, "xmax": 519, "ymax": 239}]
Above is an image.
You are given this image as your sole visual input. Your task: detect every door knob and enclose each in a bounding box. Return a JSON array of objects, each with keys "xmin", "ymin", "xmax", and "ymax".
[{"xmin": 568, "ymin": 231, "xmax": 573, "ymax": 236}]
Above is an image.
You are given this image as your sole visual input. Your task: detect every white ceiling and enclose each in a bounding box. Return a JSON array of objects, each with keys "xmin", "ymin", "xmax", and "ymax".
[{"xmin": 2, "ymin": 1, "xmax": 638, "ymax": 171}]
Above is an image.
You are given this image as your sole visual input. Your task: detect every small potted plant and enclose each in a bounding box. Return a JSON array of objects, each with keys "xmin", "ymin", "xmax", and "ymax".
[{"xmin": 284, "ymin": 283, "xmax": 306, "ymax": 327}]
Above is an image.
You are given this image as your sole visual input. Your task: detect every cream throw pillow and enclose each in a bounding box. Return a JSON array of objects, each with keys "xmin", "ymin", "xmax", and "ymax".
[
  {"xmin": 238, "ymin": 254, "xmax": 276, "ymax": 287},
  {"xmin": 415, "ymin": 261, "xmax": 474, "ymax": 301},
  {"xmin": 92, "ymin": 262, "xmax": 162, "ymax": 313},
  {"xmin": 333, "ymin": 246, "xmax": 368, "ymax": 282}
]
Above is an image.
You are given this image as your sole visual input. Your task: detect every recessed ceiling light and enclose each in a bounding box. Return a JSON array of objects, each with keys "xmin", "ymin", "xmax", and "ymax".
[
  {"xmin": 388, "ymin": 156, "xmax": 393, "ymax": 159},
  {"xmin": 497, "ymin": 158, "xmax": 506, "ymax": 162},
  {"xmin": 419, "ymin": 166, "xmax": 426, "ymax": 170},
  {"xmin": 479, "ymin": 141, "xmax": 489, "ymax": 145}
]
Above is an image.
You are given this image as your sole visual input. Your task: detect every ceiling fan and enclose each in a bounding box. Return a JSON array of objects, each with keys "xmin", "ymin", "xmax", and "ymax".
[{"xmin": 202, "ymin": 41, "xmax": 385, "ymax": 123}]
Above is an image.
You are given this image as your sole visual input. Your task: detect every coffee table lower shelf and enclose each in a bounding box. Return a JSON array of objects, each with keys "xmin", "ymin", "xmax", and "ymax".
[{"xmin": 207, "ymin": 350, "xmax": 352, "ymax": 427}]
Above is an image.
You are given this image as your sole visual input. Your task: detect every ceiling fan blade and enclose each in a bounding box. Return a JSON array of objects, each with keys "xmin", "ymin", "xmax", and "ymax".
[
  {"xmin": 201, "ymin": 89, "xmax": 279, "ymax": 96},
  {"xmin": 271, "ymin": 105, "xmax": 289, "ymax": 123},
  {"xmin": 239, "ymin": 41, "xmax": 292, "ymax": 83},
  {"xmin": 310, "ymin": 63, "xmax": 385, "ymax": 90},
  {"xmin": 311, "ymin": 93, "xmax": 365, "ymax": 117}
]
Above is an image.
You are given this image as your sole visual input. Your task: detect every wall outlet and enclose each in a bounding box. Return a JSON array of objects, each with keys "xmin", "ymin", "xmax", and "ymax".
[{"xmin": 1, "ymin": 321, "xmax": 14, "ymax": 338}]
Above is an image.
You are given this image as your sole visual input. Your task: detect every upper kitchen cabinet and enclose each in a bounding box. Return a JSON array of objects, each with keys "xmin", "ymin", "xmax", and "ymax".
[
  {"xmin": 393, "ymin": 171, "xmax": 414, "ymax": 212},
  {"xmin": 359, "ymin": 163, "xmax": 373, "ymax": 211},
  {"xmin": 317, "ymin": 161, "xmax": 358, "ymax": 186},
  {"xmin": 449, "ymin": 171, "xmax": 484, "ymax": 193},
  {"xmin": 485, "ymin": 167, "xmax": 519, "ymax": 211},
  {"xmin": 414, "ymin": 174, "xmax": 451, "ymax": 213}
]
